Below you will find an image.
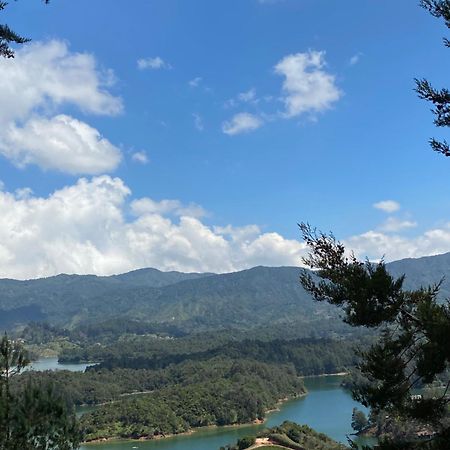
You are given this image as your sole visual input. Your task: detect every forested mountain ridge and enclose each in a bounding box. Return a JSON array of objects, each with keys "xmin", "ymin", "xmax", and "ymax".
[
  {"xmin": 386, "ymin": 252, "xmax": 450, "ymax": 299},
  {"xmin": 1, "ymin": 252, "xmax": 450, "ymax": 331},
  {"xmin": 0, "ymin": 266, "xmax": 338, "ymax": 331}
]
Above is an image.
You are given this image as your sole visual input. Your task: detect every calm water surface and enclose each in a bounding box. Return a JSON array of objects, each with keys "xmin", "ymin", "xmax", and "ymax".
[
  {"xmin": 78, "ymin": 375, "xmax": 377, "ymax": 450},
  {"xmin": 30, "ymin": 357, "xmax": 95, "ymax": 372}
]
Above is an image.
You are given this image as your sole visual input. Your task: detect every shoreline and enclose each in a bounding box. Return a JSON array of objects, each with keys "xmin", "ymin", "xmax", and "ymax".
[
  {"xmin": 81, "ymin": 371, "xmax": 348, "ymax": 445},
  {"xmin": 82, "ymin": 391, "xmax": 308, "ymax": 445}
]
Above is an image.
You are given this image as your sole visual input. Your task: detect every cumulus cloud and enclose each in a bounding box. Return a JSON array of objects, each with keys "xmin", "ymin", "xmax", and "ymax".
[
  {"xmin": 131, "ymin": 151, "xmax": 149, "ymax": 164},
  {"xmin": 345, "ymin": 226, "xmax": 450, "ymax": 263},
  {"xmin": 0, "ymin": 40, "xmax": 122, "ymax": 121},
  {"xmin": 137, "ymin": 56, "xmax": 171, "ymax": 70},
  {"xmin": 1, "ymin": 115, "xmax": 122, "ymax": 174},
  {"xmin": 274, "ymin": 50, "xmax": 342, "ymax": 118},
  {"xmin": 0, "ymin": 40, "xmax": 123, "ymax": 174},
  {"xmin": 0, "ymin": 177, "xmax": 306, "ymax": 279},
  {"xmin": 222, "ymin": 112, "xmax": 263, "ymax": 135},
  {"xmin": 373, "ymin": 200, "xmax": 400, "ymax": 213},
  {"xmin": 131, "ymin": 198, "xmax": 207, "ymax": 218}
]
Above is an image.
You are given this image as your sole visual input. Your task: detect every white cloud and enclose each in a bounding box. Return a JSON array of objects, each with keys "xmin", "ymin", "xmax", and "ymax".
[
  {"xmin": 379, "ymin": 217, "xmax": 417, "ymax": 233},
  {"xmin": 188, "ymin": 77, "xmax": 202, "ymax": 87},
  {"xmin": 349, "ymin": 53, "xmax": 362, "ymax": 66},
  {"xmin": 345, "ymin": 226, "xmax": 450, "ymax": 263},
  {"xmin": 225, "ymin": 88, "xmax": 258, "ymax": 108},
  {"xmin": 1, "ymin": 115, "xmax": 122, "ymax": 174},
  {"xmin": 274, "ymin": 50, "xmax": 342, "ymax": 118},
  {"xmin": 131, "ymin": 198, "xmax": 207, "ymax": 218},
  {"xmin": 238, "ymin": 88, "xmax": 257, "ymax": 103},
  {"xmin": 137, "ymin": 56, "xmax": 171, "ymax": 70},
  {"xmin": 373, "ymin": 200, "xmax": 401, "ymax": 213},
  {"xmin": 14, "ymin": 187, "xmax": 33, "ymax": 200},
  {"xmin": 131, "ymin": 151, "xmax": 149, "ymax": 165},
  {"xmin": 5, "ymin": 177, "xmax": 450, "ymax": 279},
  {"xmin": 192, "ymin": 113, "xmax": 204, "ymax": 131},
  {"xmin": 0, "ymin": 40, "xmax": 123, "ymax": 174},
  {"xmin": 222, "ymin": 112, "xmax": 263, "ymax": 136},
  {"xmin": 0, "ymin": 177, "xmax": 306, "ymax": 279},
  {"xmin": 0, "ymin": 40, "xmax": 122, "ymax": 121}
]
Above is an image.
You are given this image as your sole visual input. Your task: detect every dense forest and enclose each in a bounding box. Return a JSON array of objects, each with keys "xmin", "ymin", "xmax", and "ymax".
[
  {"xmin": 55, "ymin": 333, "xmax": 359, "ymax": 375},
  {"xmin": 11, "ymin": 254, "xmax": 449, "ymax": 445},
  {"xmin": 78, "ymin": 359, "xmax": 305, "ymax": 441},
  {"xmin": 2, "ymin": 253, "xmax": 449, "ymax": 332},
  {"xmin": 14, "ymin": 324, "xmax": 362, "ymax": 441},
  {"xmin": 17, "ymin": 341, "xmax": 357, "ymax": 409}
]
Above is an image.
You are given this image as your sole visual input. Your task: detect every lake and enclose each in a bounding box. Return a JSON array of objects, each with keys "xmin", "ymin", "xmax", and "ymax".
[
  {"xmin": 31, "ymin": 359, "xmax": 376, "ymax": 448},
  {"xmin": 78, "ymin": 375, "xmax": 377, "ymax": 450},
  {"xmin": 29, "ymin": 357, "xmax": 95, "ymax": 372}
]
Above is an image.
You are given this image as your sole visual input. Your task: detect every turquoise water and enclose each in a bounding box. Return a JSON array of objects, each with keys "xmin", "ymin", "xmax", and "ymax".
[{"xmin": 79, "ymin": 375, "xmax": 377, "ymax": 450}]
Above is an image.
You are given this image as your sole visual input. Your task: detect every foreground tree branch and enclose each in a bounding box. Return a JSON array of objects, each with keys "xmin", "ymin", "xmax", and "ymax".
[
  {"xmin": 0, "ymin": 1, "xmax": 49, "ymax": 58},
  {"xmin": 299, "ymin": 223, "xmax": 450, "ymax": 450}
]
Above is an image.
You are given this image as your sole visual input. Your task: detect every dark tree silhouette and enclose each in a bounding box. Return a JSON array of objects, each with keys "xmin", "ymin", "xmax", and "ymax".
[
  {"xmin": 416, "ymin": 1, "xmax": 450, "ymax": 156},
  {"xmin": 299, "ymin": 223, "xmax": 450, "ymax": 449},
  {"xmin": 0, "ymin": 334, "xmax": 81, "ymax": 449},
  {"xmin": 0, "ymin": 1, "xmax": 49, "ymax": 58}
]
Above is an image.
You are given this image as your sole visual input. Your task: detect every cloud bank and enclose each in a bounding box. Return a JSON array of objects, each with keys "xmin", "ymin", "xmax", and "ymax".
[
  {"xmin": 0, "ymin": 177, "xmax": 448, "ymax": 279},
  {"xmin": 0, "ymin": 176, "xmax": 305, "ymax": 279}
]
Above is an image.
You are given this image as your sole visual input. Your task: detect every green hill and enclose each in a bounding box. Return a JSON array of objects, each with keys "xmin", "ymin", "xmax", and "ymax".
[
  {"xmin": 386, "ymin": 252, "xmax": 450, "ymax": 299},
  {"xmin": 1, "ymin": 251, "xmax": 450, "ymax": 331}
]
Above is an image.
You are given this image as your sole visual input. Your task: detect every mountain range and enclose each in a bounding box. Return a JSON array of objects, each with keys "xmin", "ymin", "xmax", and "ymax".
[{"xmin": 1, "ymin": 252, "xmax": 449, "ymax": 331}]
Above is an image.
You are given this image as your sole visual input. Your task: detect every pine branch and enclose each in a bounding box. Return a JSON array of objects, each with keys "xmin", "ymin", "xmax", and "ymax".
[
  {"xmin": 430, "ymin": 138, "xmax": 450, "ymax": 156},
  {"xmin": 420, "ymin": 0, "xmax": 450, "ymax": 27},
  {"xmin": 0, "ymin": 1, "xmax": 49, "ymax": 58}
]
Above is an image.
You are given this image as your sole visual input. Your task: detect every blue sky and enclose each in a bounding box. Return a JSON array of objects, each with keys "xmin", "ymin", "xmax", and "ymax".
[{"xmin": 0, "ymin": 0, "xmax": 449, "ymax": 278}]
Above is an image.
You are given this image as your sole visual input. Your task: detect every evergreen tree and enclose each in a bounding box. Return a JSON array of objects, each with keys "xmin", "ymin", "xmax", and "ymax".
[
  {"xmin": 299, "ymin": 223, "xmax": 450, "ymax": 449},
  {"xmin": 416, "ymin": 1, "xmax": 450, "ymax": 156},
  {"xmin": 0, "ymin": 333, "xmax": 30, "ymax": 447},
  {"xmin": 0, "ymin": 334, "xmax": 81, "ymax": 450},
  {"xmin": 0, "ymin": 1, "xmax": 49, "ymax": 58}
]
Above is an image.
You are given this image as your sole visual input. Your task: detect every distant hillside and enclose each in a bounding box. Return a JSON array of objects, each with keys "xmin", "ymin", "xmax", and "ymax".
[
  {"xmin": 386, "ymin": 252, "xmax": 450, "ymax": 299},
  {"xmin": 0, "ymin": 269, "xmax": 210, "ymax": 329},
  {"xmin": 0, "ymin": 265, "xmax": 340, "ymax": 332},
  {"xmin": 1, "ymin": 251, "xmax": 450, "ymax": 331},
  {"xmin": 111, "ymin": 267, "xmax": 212, "ymax": 287}
]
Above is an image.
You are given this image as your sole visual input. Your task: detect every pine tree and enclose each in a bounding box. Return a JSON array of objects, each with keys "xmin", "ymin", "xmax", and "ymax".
[
  {"xmin": 299, "ymin": 223, "xmax": 450, "ymax": 449},
  {"xmin": 0, "ymin": 1, "xmax": 49, "ymax": 58},
  {"xmin": 0, "ymin": 334, "xmax": 81, "ymax": 450},
  {"xmin": 0, "ymin": 333, "xmax": 30, "ymax": 447},
  {"xmin": 416, "ymin": 1, "xmax": 450, "ymax": 156}
]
